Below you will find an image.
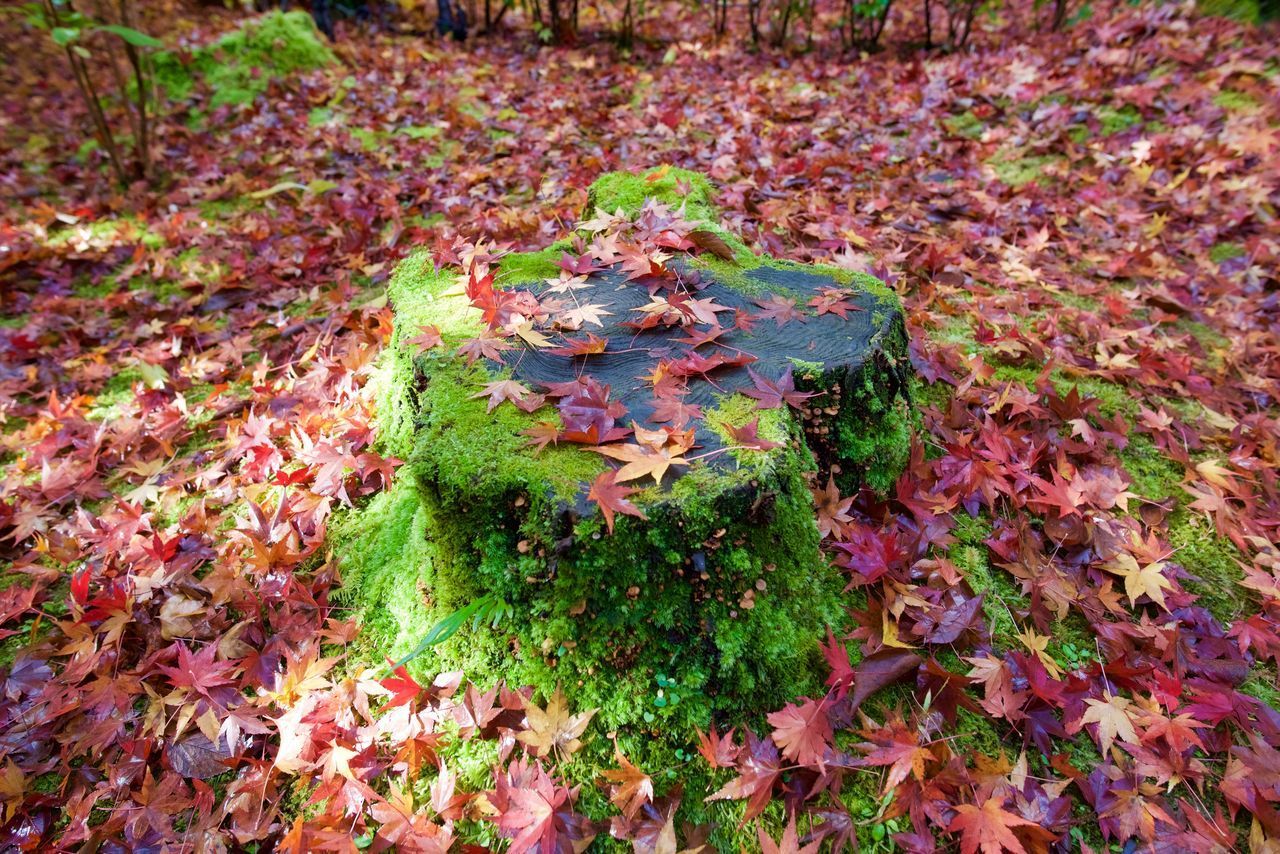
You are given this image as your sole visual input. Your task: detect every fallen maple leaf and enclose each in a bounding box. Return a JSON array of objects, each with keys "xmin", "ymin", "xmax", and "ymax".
[
  {"xmin": 719, "ymin": 418, "xmax": 783, "ymax": 451},
  {"xmin": 1104, "ymin": 554, "xmax": 1173, "ymax": 610},
  {"xmin": 405, "ymin": 324, "xmax": 443, "ymax": 352},
  {"xmin": 947, "ymin": 796, "xmax": 1040, "ymax": 854},
  {"xmin": 592, "ymin": 442, "xmax": 690, "ymax": 484},
  {"xmin": 587, "ymin": 470, "xmax": 647, "ymax": 533},
  {"xmin": 767, "ymin": 696, "xmax": 832, "ymax": 770},
  {"xmin": 602, "ymin": 747, "xmax": 653, "ymax": 820},
  {"xmin": 857, "ymin": 715, "xmax": 935, "ymax": 791},
  {"xmin": 470, "ymin": 379, "xmax": 536, "ymax": 413},
  {"xmin": 688, "ymin": 229, "xmax": 736, "ymax": 262},
  {"xmin": 517, "ymin": 687, "xmax": 597, "ymax": 760},
  {"xmin": 1079, "ymin": 693, "xmax": 1140, "ymax": 754},
  {"xmin": 812, "ymin": 476, "xmax": 853, "ymax": 539},
  {"xmin": 758, "ymin": 815, "xmax": 822, "ymax": 854}
]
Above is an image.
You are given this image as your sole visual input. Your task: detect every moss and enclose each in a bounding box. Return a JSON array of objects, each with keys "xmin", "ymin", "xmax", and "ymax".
[
  {"xmin": 72, "ymin": 276, "xmax": 120, "ymax": 299},
  {"xmin": 1098, "ymin": 104, "xmax": 1143, "ymax": 137},
  {"xmin": 410, "ymin": 442, "xmax": 841, "ymax": 736},
  {"xmin": 793, "ymin": 320, "xmax": 914, "ymax": 495},
  {"xmin": 987, "ymin": 153, "xmax": 1061, "ymax": 189},
  {"xmin": 1169, "ymin": 512, "xmax": 1250, "ymax": 624},
  {"xmin": 152, "ymin": 11, "xmax": 334, "ymax": 109},
  {"xmin": 585, "ymin": 167, "xmax": 718, "ymax": 221},
  {"xmin": 685, "ymin": 251, "xmax": 770, "ymax": 296},
  {"xmin": 47, "ymin": 215, "xmax": 162, "ymax": 253},
  {"xmin": 1197, "ymin": 0, "xmax": 1262, "ymax": 22},
  {"xmin": 1241, "ymin": 665, "xmax": 1280, "ymax": 711},
  {"xmin": 1043, "ymin": 613, "xmax": 1098, "ymax": 671},
  {"xmin": 494, "ymin": 245, "xmax": 569, "ymax": 288},
  {"xmin": 990, "ymin": 364, "xmax": 1137, "ymax": 419},
  {"xmin": 951, "ymin": 708, "xmax": 1010, "ymax": 761},
  {"xmin": 1214, "ymin": 90, "xmax": 1260, "ymax": 111},
  {"xmin": 86, "ymin": 367, "xmax": 144, "ymax": 422},
  {"xmin": 828, "ymin": 762, "xmax": 903, "ymax": 850},
  {"xmin": 949, "ymin": 513, "xmax": 1020, "ymax": 641},
  {"xmin": 704, "ymin": 393, "xmax": 791, "ymax": 471},
  {"xmin": 1209, "ymin": 242, "xmax": 1246, "ymax": 264},
  {"xmin": 1052, "ymin": 289, "xmax": 1104, "ymax": 312},
  {"xmin": 0, "ymin": 625, "xmax": 34, "ymax": 671},
  {"xmin": 329, "ymin": 474, "xmax": 439, "ymax": 666},
  {"xmin": 944, "ymin": 111, "xmax": 985, "ymax": 140},
  {"xmin": 32, "ymin": 773, "xmax": 62, "ymax": 796}
]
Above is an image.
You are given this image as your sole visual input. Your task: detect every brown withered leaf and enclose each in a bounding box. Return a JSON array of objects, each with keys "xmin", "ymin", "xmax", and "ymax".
[{"xmin": 516, "ymin": 686, "xmax": 598, "ymax": 760}]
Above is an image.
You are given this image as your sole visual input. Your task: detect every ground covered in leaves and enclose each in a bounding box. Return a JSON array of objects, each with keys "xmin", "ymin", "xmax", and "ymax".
[{"xmin": 1, "ymin": 2, "xmax": 1278, "ymax": 851}]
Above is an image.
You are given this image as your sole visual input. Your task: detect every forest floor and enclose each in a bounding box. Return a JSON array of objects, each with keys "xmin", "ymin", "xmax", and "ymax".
[{"xmin": 0, "ymin": 3, "xmax": 1278, "ymax": 851}]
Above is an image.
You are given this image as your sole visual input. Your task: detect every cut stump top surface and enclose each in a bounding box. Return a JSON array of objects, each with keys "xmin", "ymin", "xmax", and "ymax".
[{"xmin": 506, "ymin": 259, "xmax": 903, "ymax": 461}]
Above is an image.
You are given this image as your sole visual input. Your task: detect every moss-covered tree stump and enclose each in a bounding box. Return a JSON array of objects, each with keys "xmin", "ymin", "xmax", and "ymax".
[{"xmin": 374, "ymin": 167, "xmax": 912, "ymax": 737}]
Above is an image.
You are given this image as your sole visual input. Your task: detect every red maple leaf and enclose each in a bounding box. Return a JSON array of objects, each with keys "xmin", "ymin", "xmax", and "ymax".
[
  {"xmin": 752, "ymin": 293, "xmax": 807, "ymax": 327},
  {"xmin": 380, "ymin": 659, "xmax": 423, "ymax": 708},
  {"xmin": 947, "ymin": 796, "xmax": 1042, "ymax": 854},
  {"xmin": 767, "ymin": 696, "xmax": 833, "ymax": 770},
  {"xmin": 706, "ymin": 731, "xmax": 782, "ymax": 824},
  {"xmin": 405, "ymin": 324, "xmax": 443, "ymax": 352},
  {"xmin": 741, "ymin": 368, "xmax": 816, "ymax": 410},
  {"xmin": 719, "ymin": 418, "xmax": 783, "ymax": 451},
  {"xmin": 587, "ymin": 471, "xmax": 648, "ymax": 534}
]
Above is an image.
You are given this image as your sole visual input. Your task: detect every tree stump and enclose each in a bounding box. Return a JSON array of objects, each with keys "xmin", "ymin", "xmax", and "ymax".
[{"xmin": 381, "ymin": 167, "xmax": 913, "ymax": 735}]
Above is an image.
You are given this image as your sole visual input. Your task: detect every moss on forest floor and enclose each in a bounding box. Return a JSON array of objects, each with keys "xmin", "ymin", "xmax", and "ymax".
[{"xmin": 152, "ymin": 11, "xmax": 334, "ymax": 109}]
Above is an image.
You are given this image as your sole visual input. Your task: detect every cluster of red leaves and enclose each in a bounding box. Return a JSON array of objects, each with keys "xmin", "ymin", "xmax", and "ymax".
[{"xmin": 0, "ymin": 0, "xmax": 1276, "ymax": 849}]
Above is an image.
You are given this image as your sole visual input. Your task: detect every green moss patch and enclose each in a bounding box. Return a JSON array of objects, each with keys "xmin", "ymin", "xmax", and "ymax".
[
  {"xmin": 987, "ymin": 152, "xmax": 1063, "ymax": 189},
  {"xmin": 585, "ymin": 166, "xmax": 718, "ymax": 220},
  {"xmin": 152, "ymin": 11, "xmax": 335, "ymax": 109}
]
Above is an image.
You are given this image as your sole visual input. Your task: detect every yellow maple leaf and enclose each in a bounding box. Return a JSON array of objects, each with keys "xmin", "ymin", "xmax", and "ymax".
[
  {"xmin": 513, "ymin": 321, "xmax": 553, "ymax": 349},
  {"xmin": 517, "ymin": 686, "xmax": 597, "ymax": 760},
  {"xmin": 1081, "ymin": 694, "xmax": 1139, "ymax": 755},
  {"xmin": 593, "ymin": 442, "xmax": 689, "ymax": 484},
  {"xmin": 1016, "ymin": 627, "xmax": 1063, "ymax": 679},
  {"xmin": 881, "ymin": 609, "xmax": 919, "ymax": 649},
  {"xmin": 1105, "ymin": 554, "xmax": 1173, "ymax": 610}
]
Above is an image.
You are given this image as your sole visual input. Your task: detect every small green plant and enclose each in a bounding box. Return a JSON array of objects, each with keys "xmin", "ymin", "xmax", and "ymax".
[
  {"xmin": 1056, "ymin": 640, "xmax": 1096, "ymax": 673},
  {"xmin": 843, "ymin": 0, "xmax": 894, "ymax": 49},
  {"xmin": 854, "ymin": 791, "xmax": 904, "ymax": 851},
  {"xmin": 23, "ymin": 0, "xmax": 162, "ymax": 185},
  {"xmin": 394, "ymin": 594, "xmax": 512, "ymax": 670}
]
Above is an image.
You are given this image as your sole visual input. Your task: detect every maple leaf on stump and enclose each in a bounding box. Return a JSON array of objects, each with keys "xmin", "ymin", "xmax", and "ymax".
[
  {"xmin": 719, "ymin": 418, "xmax": 783, "ymax": 451},
  {"xmin": 470, "ymin": 379, "xmax": 541, "ymax": 414},
  {"xmin": 587, "ymin": 471, "xmax": 647, "ymax": 534},
  {"xmin": 592, "ymin": 442, "xmax": 690, "ymax": 484},
  {"xmin": 742, "ymin": 367, "xmax": 817, "ymax": 410}
]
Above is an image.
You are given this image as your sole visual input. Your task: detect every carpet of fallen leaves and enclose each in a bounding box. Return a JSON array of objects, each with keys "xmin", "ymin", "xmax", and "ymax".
[{"xmin": 1, "ymin": 1, "xmax": 1278, "ymax": 851}]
